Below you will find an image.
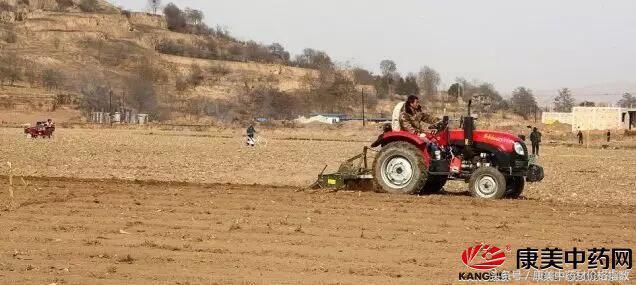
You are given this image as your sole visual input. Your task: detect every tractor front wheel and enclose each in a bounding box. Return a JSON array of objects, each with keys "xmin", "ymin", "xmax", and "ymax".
[
  {"xmin": 469, "ymin": 167, "xmax": 506, "ymax": 199},
  {"xmin": 373, "ymin": 141, "xmax": 428, "ymax": 195}
]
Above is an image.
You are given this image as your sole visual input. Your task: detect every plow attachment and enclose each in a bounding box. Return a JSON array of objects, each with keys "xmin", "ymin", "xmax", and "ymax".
[{"xmin": 310, "ymin": 147, "xmax": 376, "ymax": 190}]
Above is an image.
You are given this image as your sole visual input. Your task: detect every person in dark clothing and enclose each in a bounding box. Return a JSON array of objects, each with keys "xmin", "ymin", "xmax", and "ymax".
[
  {"xmin": 606, "ymin": 130, "xmax": 611, "ymax": 142},
  {"xmin": 529, "ymin": 127, "xmax": 542, "ymax": 156},
  {"xmin": 246, "ymin": 125, "xmax": 256, "ymax": 146},
  {"xmin": 577, "ymin": 130, "xmax": 583, "ymax": 145}
]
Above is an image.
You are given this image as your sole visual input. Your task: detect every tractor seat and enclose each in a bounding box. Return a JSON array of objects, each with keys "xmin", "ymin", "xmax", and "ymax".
[{"xmin": 391, "ymin": 102, "xmax": 405, "ymax": 131}]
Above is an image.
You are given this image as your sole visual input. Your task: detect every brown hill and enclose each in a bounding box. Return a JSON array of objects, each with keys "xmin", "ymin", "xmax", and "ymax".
[{"xmin": 0, "ymin": 1, "xmax": 318, "ymax": 121}]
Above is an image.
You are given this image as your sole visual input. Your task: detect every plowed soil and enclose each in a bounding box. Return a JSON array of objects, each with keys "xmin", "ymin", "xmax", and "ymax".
[
  {"xmin": 0, "ymin": 178, "xmax": 634, "ymax": 284},
  {"xmin": 1, "ymin": 127, "xmax": 635, "ymax": 284}
]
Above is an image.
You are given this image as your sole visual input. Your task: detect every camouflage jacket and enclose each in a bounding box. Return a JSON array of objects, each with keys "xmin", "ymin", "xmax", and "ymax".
[{"xmin": 399, "ymin": 110, "xmax": 437, "ymax": 134}]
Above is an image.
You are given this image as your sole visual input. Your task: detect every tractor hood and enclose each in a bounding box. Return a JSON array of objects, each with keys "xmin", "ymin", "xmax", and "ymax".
[{"xmin": 449, "ymin": 129, "xmax": 523, "ymax": 153}]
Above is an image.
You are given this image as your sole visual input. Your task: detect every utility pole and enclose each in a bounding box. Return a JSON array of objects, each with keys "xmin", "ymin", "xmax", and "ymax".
[
  {"xmin": 109, "ymin": 90, "xmax": 113, "ymax": 126},
  {"xmin": 361, "ymin": 87, "xmax": 366, "ymax": 127}
]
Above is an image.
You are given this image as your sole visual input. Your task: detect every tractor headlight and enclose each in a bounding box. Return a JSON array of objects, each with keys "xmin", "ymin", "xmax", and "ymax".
[{"xmin": 513, "ymin": 142, "xmax": 525, "ymax": 156}]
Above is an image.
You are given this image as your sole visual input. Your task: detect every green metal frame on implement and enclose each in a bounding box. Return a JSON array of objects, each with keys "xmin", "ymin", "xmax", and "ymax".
[{"xmin": 309, "ymin": 147, "xmax": 375, "ymax": 190}]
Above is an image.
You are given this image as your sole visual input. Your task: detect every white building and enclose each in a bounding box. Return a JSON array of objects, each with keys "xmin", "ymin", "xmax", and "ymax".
[
  {"xmin": 571, "ymin": 107, "xmax": 636, "ymax": 132},
  {"xmin": 295, "ymin": 113, "xmax": 347, "ymax": 124},
  {"xmin": 542, "ymin": 112, "xmax": 573, "ymax": 125}
]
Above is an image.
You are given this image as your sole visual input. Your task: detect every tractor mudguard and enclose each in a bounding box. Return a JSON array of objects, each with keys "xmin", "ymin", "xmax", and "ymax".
[
  {"xmin": 378, "ymin": 131, "xmax": 427, "ymax": 148},
  {"xmin": 377, "ymin": 131, "xmax": 433, "ymax": 165}
]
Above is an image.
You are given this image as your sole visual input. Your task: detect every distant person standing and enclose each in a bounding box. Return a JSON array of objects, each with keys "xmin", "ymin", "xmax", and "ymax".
[
  {"xmin": 529, "ymin": 127, "xmax": 542, "ymax": 156},
  {"xmin": 246, "ymin": 125, "xmax": 256, "ymax": 147},
  {"xmin": 577, "ymin": 130, "xmax": 583, "ymax": 145},
  {"xmin": 606, "ymin": 130, "xmax": 611, "ymax": 142}
]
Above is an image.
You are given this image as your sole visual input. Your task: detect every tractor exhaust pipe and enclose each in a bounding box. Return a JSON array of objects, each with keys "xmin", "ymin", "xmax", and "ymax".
[{"xmin": 464, "ymin": 99, "xmax": 474, "ymax": 158}]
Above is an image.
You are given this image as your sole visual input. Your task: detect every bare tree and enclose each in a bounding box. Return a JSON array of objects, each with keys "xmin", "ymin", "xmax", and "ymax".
[
  {"xmin": 351, "ymin": 68, "xmax": 374, "ymax": 85},
  {"xmin": 42, "ymin": 69, "xmax": 65, "ymax": 90},
  {"xmin": 268, "ymin": 43, "xmax": 290, "ymax": 62},
  {"xmin": 184, "ymin": 7, "xmax": 204, "ymax": 25},
  {"xmin": 294, "ymin": 48, "xmax": 333, "ymax": 70},
  {"xmin": 80, "ymin": 81, "xmax": 112, "ymax": 113},
  {"xmin": 617, "ymin": 92, "xmax": 636, "ymax": 108},
  {"xmin": 147, "ymin": 0, "xmax": 162, "ymax": 14},
  {"xmin": 553, "ymin": 88, "xmax": 575, "ymax": 112},
  {"xmin": 417, "ymin": 66, "xmax": 440, "ymax": 98},
  {"xmin": 379, "ymin": 60, "xmax": 397, "ymax": 77},
  {"xmin": 0, "ymin": 53, "xmax": 22, "ymax": 86},
  {"xmin": 510, "ymin": 87, "xmax": 538, "ymax": 119},
  {"xmin": 126, "ymin": 77, "xmax": 157, "ymax": 113}
]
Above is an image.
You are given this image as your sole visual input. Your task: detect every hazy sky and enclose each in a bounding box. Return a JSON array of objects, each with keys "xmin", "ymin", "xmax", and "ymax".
[{"xmin": 115, "ymin": 0, "xmax": 636, "ymax": 95}]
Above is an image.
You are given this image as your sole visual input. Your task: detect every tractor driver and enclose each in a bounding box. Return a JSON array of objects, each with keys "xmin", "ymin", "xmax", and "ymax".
[
  {"xmin": 399, "ymin": 95, "xmax": 439, "ymax": 135},
  {"xmin": 45, "ymin": 119, "xmax": 54, "ymax": 128},
  {"xmin": 400, "ymin": 95, "xmax": 442, "ymax": 160}
]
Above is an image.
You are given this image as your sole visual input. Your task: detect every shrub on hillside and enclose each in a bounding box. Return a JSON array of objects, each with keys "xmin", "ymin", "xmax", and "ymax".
[
  {"xmin": 0, "ymin": 2, "xmax": 15, "ymax": 12},
  {"xmin": 42, "ymin": 69, "xmax": 65, "ymax": 90},
  {"xmin": 293, "ymin": 48, "xmax": 334, "ymax": 70},
  {"xmin": 208, "ymin": 65, "xmax": 231, "ymax": 76},
  {"xmin": 79, "ymin": 0, "xmax": 99, "ymax": 12},
  {"xmin": 55, "ymin": 0, "xmax": 74, "ymax": 11},
  {"xmin": 80, "ymin": 83, "xmax": 111, "ymax": 113},
  {"xmin": 0, "ymin": 54, "xmax": 22, "ymax": 86},
  {"xmin": 126, "ymin": 77, "xmax": 157, "ymax": 114},
  {"xmin": 156, "ymin": 38, "xmax": 216, "ymax": 60},
  {"xmin": 236, "ymin": 87, "xmax": 304, "ymax": 120},
  {"xmin": 164, "ymin": 3, "xmax": 187, "ymax": 32},
  {"xmin": 2, "ymin": 30, "xmax": 17, "ymax": 43},
  {"xmin": 352, "ymin": 68, "xmax": 374, "ymax": 85},
  {"xmin": 187, "ymin": 64, "xmax": 204, "ymax": 87},
  {"xmin": 175, "ymin": 76, "xmax": 188, "ymax": 92},
  {"xmin": 175, "ymin": 64, "xmax": 205, "ymax": 92}
]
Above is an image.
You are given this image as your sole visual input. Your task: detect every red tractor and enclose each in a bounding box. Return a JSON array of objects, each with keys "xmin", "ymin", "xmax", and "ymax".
[
  {"xmin": 24, "ymin": 122, "xmax": 55, "ymax": 139},
  {"xmin": 312, "ymin": 101, "xmax": 544, "ymax": 200},
  {"xmin": 371, "ymin": 101, "xmax": 544, "ymax": 199}
]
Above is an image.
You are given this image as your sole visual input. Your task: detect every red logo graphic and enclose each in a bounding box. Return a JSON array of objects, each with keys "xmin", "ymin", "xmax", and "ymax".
[{"xmin": 461, "ymin": 243, "xmax": 507, "ymax": 270}]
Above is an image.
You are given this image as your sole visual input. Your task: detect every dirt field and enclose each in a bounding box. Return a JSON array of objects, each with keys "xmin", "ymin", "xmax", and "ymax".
[
  {"xmin": 0, "ymin": 126, "xmax": 635, "ymax": 284},
  {"xmin": 1, "ymin": 127, "xmax": 635, "ymax": 206},
  {"xmin": 0, "ymin": 178, "xmax": 634, "ymax": 284}
]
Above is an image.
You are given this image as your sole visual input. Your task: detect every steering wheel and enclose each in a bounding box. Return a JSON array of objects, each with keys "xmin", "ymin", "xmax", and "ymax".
[{"xmin": 428, "ymin": 117, "xmax": 449, "ymax": 133}]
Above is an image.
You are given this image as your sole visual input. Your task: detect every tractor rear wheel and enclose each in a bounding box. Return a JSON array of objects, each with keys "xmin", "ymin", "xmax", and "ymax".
[
  {"xmin": 373, "ymin": 141, "xmax": 428, "ymax": 195},
  {"xmin": 469, "ymin": 167, "xmax": 506, "ymax": 199},
  {"xmin": 421, "ymin": 176, "xmax": 447, "ymax": 194},
  {"xmin": 505, "ymin": 176, "xmax": 525, "ymax": 199}
]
